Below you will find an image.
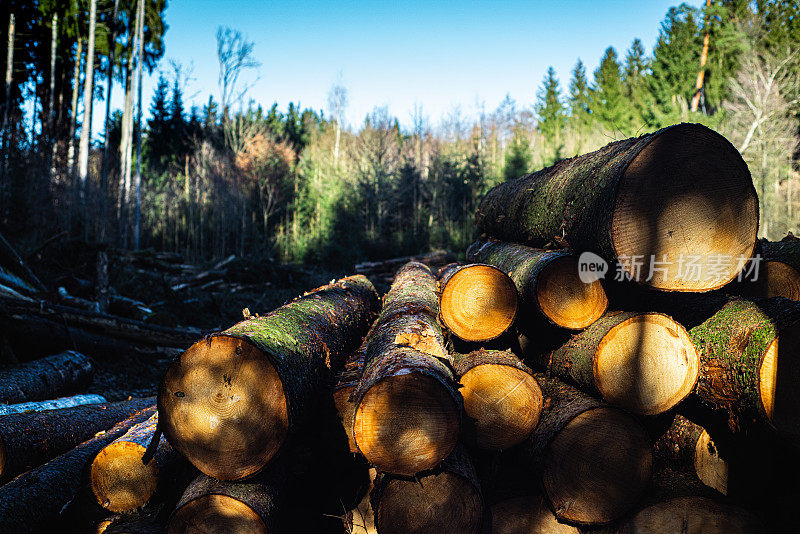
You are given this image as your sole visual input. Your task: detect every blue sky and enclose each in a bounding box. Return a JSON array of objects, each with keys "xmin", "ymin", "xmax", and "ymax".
[{"xmin": 100, "ymin": 0, "xmax": 706, "ymax": 133}]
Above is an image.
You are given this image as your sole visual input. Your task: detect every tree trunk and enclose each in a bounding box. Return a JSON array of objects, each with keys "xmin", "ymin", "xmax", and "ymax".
[
  {"xmin": 453, "ymin": 349, "xmax": 542, "ymax": 450},
  {"xmin": 522, "ymin": 374, "xmax": 652, "ymax": 526},
  {"xmin": 159, "ymin": 275, "xmax": 379, "ymax": 480},
  {"xmin": 169, "ymin": 468, "xmax": 285, "ymax": 534},
  {"xmin": 90, "ymin": 412, "xmax": 179, "ymax": 513},
  {"xmin": 690, "ymin": 0, "xmax": 713, "ymax": 113},
  {"xmin": 67, "ymin": 38, "xmax": 83, "ymax": 176},
  {"xmin": 133, "ymin": 0, "xmax": 144, "ymax": 250},
  {"xmin": 474, "ymin": 123, "xmax": 758, "ymax": 292},
  {"xmin": 101, "ymin": 0, "xmax": 120, "ymax": 235},
  {"xmin": 0, "ymin": 350, "xmax": 93, "ymax": 404},
  {"xmin": 0, "ymin": 397, "xmax": 153, "ymax": 483},
  {"xmin": 352, "ymin": 262, "xmax": 461, "ymax": 477},
  {"xmin": 466, "ymin": 237, "xmax": 607, "ymax": 330},
  {"xmin": 689, "ymin": 297, "xmax": 800, "ymax": 440},
  {"xmin": 0, "ymin": 405, "xmax": 155, "ymax": 534},
  {"xmin": 370, "ymin": 445, "xmax": 485, "ymax": 534},
  {"xmin": 437, "ymin": 262, "xmax": 518, "ymax": 342},
  {"xmin": 1, "ymin": 13, "xmax": 14, "ymax": 175},
  {"xmin": 47, "ymin": 12, "xmax": 58, "ymax": 167},
  {"xmin": 541, "ymin": 311, "xmax": 699, "ymax": 416},
  {"xmin": 0, "ymin": 392, "xmax": 105, "ymax": 415},
  {"xmin": 77, "ymin": 0, "xmax": 97, "ymax": 192}
]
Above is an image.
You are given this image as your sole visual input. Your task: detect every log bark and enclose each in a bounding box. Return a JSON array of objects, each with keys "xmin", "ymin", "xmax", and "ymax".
[
  {"xmin": 0, "ymin": 405, "xmax": 156, "ymax": 534},
  {"xmin": 370, "ymin": 445, "xmax": 485, "ymax": 534},
  {"xmin": 0, "ymin": 232, "xmax": 47, "ymax": 293},
  {"xmin": 542, "ymin": 311, "xmax": 699, "ymax": 415},
  {"xmin": 333, "ymin": 335, "xmax": 369, "ymax": 454},
  {"xmin": 0, "ymin": 350, "xmax": 93, "ymax": 403},
  {"xmin": 453, "ymin": 349, "xmax": 542, "ymax": 450},
  {"xmin": 522, "ymin": 374, "xmax": 652, "ymax": 526},
  {"xmin": 91, "ymin": 412, "xmax": 179, "ymax": 513},
  {"xmin": 689, "ymin": 297, "xmax": 800, "ymax": 440},
  {"xmin": 168, "ymin": 468, "xmax": 285, "ymax": 534},
  {"xmin": 352, "ymin": 262, "xmax": 461, "ymax": 476},
  {"xmin": 466, "ymin": 237, "xmax": 607, "ymax": 330},
  {"xmin": 437, "ymin": 262, "xmax": 518, "ymax": 341},
  {"xmin": 491, "ymin": 494, "xmax": 579, "ymax": 534},
  {"xmin": 739, "ymin": 236, "xmax": 800, "ymax": 300},
  {"xmin": 475, "ymin": 123, "xmax": 758, "ymax": 292},
  {"xmin": 0, "ymin": 393, "xmax": 106, "ymax": 415},
  {"xmin": 159, "ymin": 275, "xmax": 379, "ymax": 480},
  {"xmin": 0, "ymin": 397, "xmax": 154, "ymax": 482}
]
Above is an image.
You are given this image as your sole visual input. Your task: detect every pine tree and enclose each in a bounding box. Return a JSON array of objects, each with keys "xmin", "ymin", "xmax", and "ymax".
[
  {"xmin": 623, "ymin": 38, "xmax": 649, "ymax": 129},
  {"xmin": 568, "ymin": 59, "xmax": 592, "ymax": 134},
  {"xmin": 535, "ymin": 66, "xmax": 566, "ymax": 164},
  {"xmin": 591, "ymin": 47, "xmax": 628, "ymax": 134},
  {"xmin": 145, "ymin": 73, "xmax": 170, "ymax": 171},
  {"xmin": 503, "ymin": 126, "xmax": 531, "ymax": 182}
]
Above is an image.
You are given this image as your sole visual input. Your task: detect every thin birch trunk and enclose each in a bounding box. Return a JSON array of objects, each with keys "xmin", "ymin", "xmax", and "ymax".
[{"xmin": 77, "ymin": 0, "xmax": 97, "ymax": 193}]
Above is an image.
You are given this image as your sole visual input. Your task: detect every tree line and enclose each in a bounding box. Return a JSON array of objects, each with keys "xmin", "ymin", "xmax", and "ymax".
[{"xmin": 0, "ymin": 0, "xmax": 799, "ymax": 266}]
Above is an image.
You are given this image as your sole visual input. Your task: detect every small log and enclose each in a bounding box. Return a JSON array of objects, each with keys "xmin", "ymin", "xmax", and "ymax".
[
  {"xmin": 467, "ymin": 238, "xmax": 607, "ymax": 330},
  {"xmin": 523, "ymin": 374, "xmax": 652, "ymax": 525},
  {"xmin": 437, "ymin": 262, "xmax": 518, "ymax": 342},
  {"xmin": 491, "ymin": 494, "xmax": 579, "ymax": 534},
  {"xmin": 370, "ymin": 445, "xmax": 485, "ymax": 534},
  {"xmin": 475, "ymin": 123, "xmax": 758, "ymax": 292},
  {"xmin": 652, "ymin": 414, "xmax": 729, "ymax": 495},
  {"xmin": 333, "ymin": 336, "xmax": 369, "ymax": 454},
  {"xmin": 353, "ymin": 262, "xmax": 461, "ymax": 476},
  {"xmin": 168, "ymin": 468, "xmax": 285, "ymax": 534},
  {"xmin": 91, "ymin": 412, "xmax": 176, "ymax": 513},
  {"xmin": 0, "ymin": 393, "xmax": 106, "ymax": 415},
  {"xmin": 541, "ymin": 311, "xmax": 699, "ymax": 415},
  {"xmin": 0, "ymin": 397, "xmax": 154, "ymax": 482},
  {"xmin": 0, "ymin": 350, "xmax": 93, "ymax": 404},
  {"xmin": 453, "ymin": 349, "xmax": 542, "ymax": 450},
  {"xmin": 618, "ymin": 496, "xmax": 762, "ymax": 534},
  {"xmin": 0, "ymin": 405, "xmax": 156, "ymax": 534},
  {"xmin": 689, "ymin": 297, "xmax": 800, "ymax": 440},
  {"xmin": 159, "ymin": 275, "xmax": 379, "ymax": 480}
]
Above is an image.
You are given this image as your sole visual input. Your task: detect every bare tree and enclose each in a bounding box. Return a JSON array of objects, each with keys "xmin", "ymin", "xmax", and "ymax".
[
  {"xmin": 215, "ymin": 27, "xmax": 260, "ymax": 122},
  {"xmin": 100, "ymin": 0, "xmax": 120, "ymax": 219},
  {"xmin": 133, "ymin": 0, "xmax": 144, "ymax": 249},
  {"xmin": 67, "ymin": 37, "xmax": 83, "ymax": 177},
  {"xmin": 2, "ymin": 12, "xmax": 15, "ymax": 183},
  {"xmin": 327, "ymin": 76, "xmax": 348, "ymax": 166}
]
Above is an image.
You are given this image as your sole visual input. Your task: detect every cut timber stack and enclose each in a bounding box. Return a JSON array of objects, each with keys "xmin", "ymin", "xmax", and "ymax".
[
  {"xmin": 540, "ymin": 311, "xmax": 700, "ymax": 415},
  {"xmin": 352, "ymin": 262, "xmax": 461, "ymax": 476},
  {"xmin": 159, "ymin": 275, "xmax": 379, "ymax": 480},
  {"xmin": 467, "ymin": 237, "xmax": 608, "ymax": 330},
  {"xmin": 475, "ymin": 123, "xmax": 758, "ymax": 291},
  {"xmin": 437, "ymin": 262, "xmax": 518, "ymax": 341}
]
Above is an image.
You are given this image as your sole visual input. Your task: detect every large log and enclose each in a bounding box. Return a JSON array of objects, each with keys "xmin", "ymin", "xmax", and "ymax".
[
  {"xmin": 159, "ymin": 275, "xmax": 379, "ymax": 480},
  {"xmin": 437, "ymin": 262, "xmax": 518, "ymax": 341},
  {"xmin": 540, "ymin": 311, "xmax": 700, "ymax": 415},
  {"xmin": 0, "ymin": 350, "xmax": 93, "ymax": 403},
  {"xmin": 618, "ymin": 496, "xmax": 762, "ymax": 534},
  {"xmin": 738, "ymin": 236, "xmax": 800, "ymax": 300},
  {"xmin": 475, "ymin": 123, "xmax": 758, "ymax": 292},
  {"xmin": 689, "ymin": 297, "xmax": 800, "ymax": 440},
  {"xmin": 0, "ymin": 405, "xmax": 156, "ymax": 533},
  {"xmin": 523, "ymin": 375, "xmax": 652, "ymax": 526},
  {"xmin": 467, "ymin": 238, "xmax": 608, "ymax": 330},
  {"xmin": 454, "ymin": 349, "xmax": 542, "ymax": 450},
  {"xmin": 91, "ymin": 412, "xmax": 180, "ymax": 513},
  {"xmin": 0, "ymin": 392, "xmax": 105, "ymax": 415},
  {"xmin": 352, "ymin": 262, "xmax": 461, "ymax": 476},
  {"xmin": 168, "ymin": 468, "xmax": 285, "ymax": 534},
  {"xmin": 370, "ymin": 445, "xmax": 485, "ymax": 534},
  {"xmin": 491, "ymin": 494, "xmax": 579, "ymax": 534},
  {"xmin": 0, "ymin": 397, "xmax": 154, "ymax": 482}
]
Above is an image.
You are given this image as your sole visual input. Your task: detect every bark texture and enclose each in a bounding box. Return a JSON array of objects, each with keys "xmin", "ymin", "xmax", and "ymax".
[
  {"xmin": 0, "ymin": 405, "xmax": 156, "ymax": 534},
  {"xmin": 0, "ymin": 393, "xmax": 106, "ymax": 415},
  {"xmin": 0, "ymin": 397, "xmax": 154, "ymax": 482},
  {"xmin": 760, "ymin": 236, "xmax": 800, "ymax": 272},
  {"xmin": 0, "ymin": 350, "xmax": 93, "ymax": 403}
]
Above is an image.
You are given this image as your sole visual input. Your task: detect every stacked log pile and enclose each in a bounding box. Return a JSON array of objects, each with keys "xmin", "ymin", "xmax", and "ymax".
[{"xmin": 1, "ymin": 123, "xmax": 798, "ymax": 533}]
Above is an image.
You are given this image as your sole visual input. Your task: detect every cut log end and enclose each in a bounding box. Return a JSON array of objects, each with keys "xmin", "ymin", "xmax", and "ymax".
[
  {"xmin": 611, "ymin": 124, "xmax": 758, "ymax": 291},
  {"xmin": 594, "ymin": 313, "xmax": 699, "ymax": 415},
  {"xmin": 439, "ymin": 264, "xmax": 518, "ymax": 342},
  {"xmin": 543, "ymin": 407, "xmax": 652, "ymax": 525},
  {"xmin": 90, "ymin": 441, "xmax": 158, "ymax": 513},
  {"xmin": 758, "ymin": 326, "xmax": 800, "ymax": 440},
  {"xmin": 354, "ymin": 373, "xmax": 459, "ymax": 476},
  {"xmin": 694, "ymin": 430, "xmax": 728, "ymax": 495},
  {"xmin": 168, "ymin": 493, "xmax": 267, "ymax": 534},
  {"xmin": 159, "ymin": 336, "xmax": 289, "ymax": 480},
  {"xmin": 748, "ymin": 260, "xmax": 800, "ymax": 300},
  {"xmin": 618, "ymin": 496, "xmax": 763, "ymax": 534},
  {"xmin": 376, "ymin": 471, "xmax": 483, "ymax": 534},
  {"xmin": 333, "ymin": 385, "xmax": 358, "ymax": 454},
  {"xmin": 537, "ymin": 255, "xmax": 608, "ymax": 329},
  {"xmin": 491, "ymin": 495, "xmax": 579, "ymax": 534},
  {"xmin": 460, "ymin": 364, "xmax": 542, "ymax": 450}
]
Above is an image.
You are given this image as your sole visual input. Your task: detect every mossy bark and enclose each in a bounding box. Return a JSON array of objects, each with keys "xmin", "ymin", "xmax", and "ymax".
[
  {"xmin": 689, "ymin": 297, "xmax": 800, "ymax": 431},
  {"xmin": 0, "ymin": 397, "xmax": 154, "ymax": 482},
  {"xmin": 0, "ymin": 350, "xmax": 93, "ymax": 403},
  {"xmin": 0, "ymin": 405, "xmax": 156, "ymax": 534},
  {"xmin": 466, "ymin": 238, "xmax": 571, "ymax": 325}
]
